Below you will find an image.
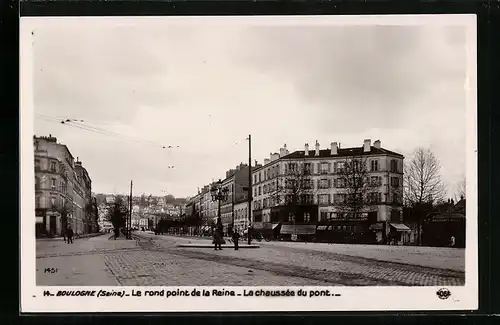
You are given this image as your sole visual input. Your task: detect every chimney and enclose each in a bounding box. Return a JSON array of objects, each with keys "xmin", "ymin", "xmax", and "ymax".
[
  {"xmin": 331, "ymin": 142, "xmax": 338, "ymax": 155},
  {"xmin": 264, "ymin": 158, "xmax": 270, "ymax": 165},
  {"xmin": 279, "ymin": 144, "xmax": 288, "ymax": 157},
  {"xmin": 270, "ymin": 153, "xmax": 280, "ymax": 161},
  {"xmin": 315, "ymin": 140, "xmax": 320, "ymax": 156},
  {"xmin": 304, "ymin": 143, "xmax": 309, "ymax": 156},
  {"xmin": 363, "ymin": 139, "xmax": 371, "ymax": 152},
  {"xmin": 374, "ymin": 140, "xmax": 381, "ymax": 149}
]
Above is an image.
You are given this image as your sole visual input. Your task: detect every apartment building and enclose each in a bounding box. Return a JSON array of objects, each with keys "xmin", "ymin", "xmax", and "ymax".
[
  {"xmin": 251, "ymin": 139, "xmax": 406, "ymax": 243},
  {"xmin": 219, "ymin": 163, "xmax": 250, "ymax": 235},
  {"xmin": 34, "ymin": 135, "xmax": 93, "ymax": 237}
]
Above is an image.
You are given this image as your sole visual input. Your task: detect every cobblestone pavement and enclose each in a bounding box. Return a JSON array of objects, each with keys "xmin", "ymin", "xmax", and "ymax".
[
  {"xmin": 157, "ymin": 233, "xmax": 464, "ymax": 271},
  {"xmin": 36, "ymin": 232, "xmax": 465, "ymax": 286},
  {"xmin": 136, "ymin": 233, "xmax": 465, "ymax": 286}
]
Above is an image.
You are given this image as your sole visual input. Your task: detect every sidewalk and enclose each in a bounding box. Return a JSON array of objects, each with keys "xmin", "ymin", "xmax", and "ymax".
[
  {"xmin": 36, "ymin": 232, "xmax": 106, "ymax": 242},
  {"xmin": 36, "ymin": 234, "xmax": 123, "ymax": 286}
]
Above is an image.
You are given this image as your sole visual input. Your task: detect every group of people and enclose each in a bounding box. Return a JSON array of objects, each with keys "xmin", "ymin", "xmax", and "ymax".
[{"xmin": 212, "ymin": 223, "xmax": 242, "ymax": 251}]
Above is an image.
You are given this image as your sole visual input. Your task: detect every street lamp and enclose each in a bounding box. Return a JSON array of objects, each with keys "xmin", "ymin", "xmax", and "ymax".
[{"xmin": 210, "ymin": 179, "xmax": 229, "ymax": 230}]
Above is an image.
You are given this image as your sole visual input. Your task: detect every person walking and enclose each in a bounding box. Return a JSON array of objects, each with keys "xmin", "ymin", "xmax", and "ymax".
[
  {"xmin": 449, "ymin": 235, "xmax": 456, "ymax": 247},
  {"xmin": 214, "ymin": 223, "xmax": 223, "ymax": 250},
  {"xmin": 232, "ymin": 229, "xmax": 240, "ymax": 251},
  {"xmin": 66, "ymin": 226, "xmax": 74, "ymax": 244}
]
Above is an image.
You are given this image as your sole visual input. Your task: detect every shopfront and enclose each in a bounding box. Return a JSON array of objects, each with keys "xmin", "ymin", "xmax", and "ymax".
[{"xmin": 280, "ymin": 224, "xmax": 316, "ymax": 242}]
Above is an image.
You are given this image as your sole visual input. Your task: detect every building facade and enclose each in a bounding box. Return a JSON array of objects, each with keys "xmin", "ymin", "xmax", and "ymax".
[
  {"xmin": 251, "ymin": 140, "xmax": 406, "ymax": 243},
  {"xmin": 218, "ymin": 163, "xmax": 250, "ymax": 235},
  {"xmin": 34, "ymin": 135, "xmax": 94, "ymax": 237},
  {"xmin": 233, "ymin": 200, "xmax": 249, "ymax": 234}
]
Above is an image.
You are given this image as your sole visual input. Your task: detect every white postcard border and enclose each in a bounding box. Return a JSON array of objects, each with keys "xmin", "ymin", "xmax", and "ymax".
[{"xmin": 20, "ymin": 14, "xmax": 478, "ymax": 312}]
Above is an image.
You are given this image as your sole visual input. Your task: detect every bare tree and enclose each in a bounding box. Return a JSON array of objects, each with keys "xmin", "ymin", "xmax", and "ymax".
[
  {"xmin": 455, "ymin": 175, "xmax": 466, "ymax": 201},
  {"xmin": 269, "ymin": 159, "xmax": 317, "ymax": 221},
  {"xmin": 404, "ymin": 147, "xmax": 446, "ymax": 245},
  {"xmin": 51, "ymin": 198, "xmax": 72, "ymax": 236},
  {"xmin": 332, "ymin": 155, "xmax": 379, "ymax": 220},
  {"xmin": 404, "ymin": 148, "xmax": 446, "ymax": 206},
  {"xmin": 105, "ymin": 195, "xmax": 129, "ymax": 238}
]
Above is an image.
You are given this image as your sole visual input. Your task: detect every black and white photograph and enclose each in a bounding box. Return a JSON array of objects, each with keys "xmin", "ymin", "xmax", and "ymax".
[{"xmin": 21, "ymin": 15, "xmax": 477, "ymax": 312}]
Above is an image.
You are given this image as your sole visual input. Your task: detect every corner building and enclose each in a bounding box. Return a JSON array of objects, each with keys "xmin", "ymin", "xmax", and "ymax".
[
  {"xmin": 251, "ymin": 139, "xmax": 407, "ymax": 244},
  {"xmin": 34, "ymin": 135, "xmax": 93, "ymax": 237}
]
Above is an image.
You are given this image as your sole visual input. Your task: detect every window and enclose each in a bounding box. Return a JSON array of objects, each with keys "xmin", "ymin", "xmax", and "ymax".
[
  {"xmin": 301, "ymin": 194, "xmax": 313, "ymax": 204},
  {"xmin": 338, "ymin": 162, "xmax": 345, "ymax": 173},
  {"xmin": 318, "ymin": 194, "xmax": 330, "ymax": 205},
  {"xmin": 320, "ymin": 162, "xmax": 329, "ymax": 174},
  {"xmin": 288, "ymin": 212, "xmax": 295, "ymax": 222},
  {"xmin": 51, "ymin": 178, "xmax": 57, "ymax": 189},
  {"xmin": 371, "ymin": 176, "xmax": 382, "ymax": 186},
  {"xmin": 319, "ymin": 179, "xmax": 329, "ymax": 189},
  {"xmin": 304, "ymin": 163, "xmax": 312, "ymax": 175},
  {"xmin": 50, "ymin": 161, "xmax": 57, "ymax": 172},
  {"xmin": 390, "ymin": 160, "xmax": 398, "ymax": 173},
  {"xmin": 337, "ymin": 178, "xmax": 345, "ymax": 188},
  {"xmin": 353, "ymin": 160, "xmax": 360, "ymax": 171},
  {"xmin": 391, "ymin": 177, "xmax": 400, "ymax": 187},
  {"xmin": 320, "ymin": 211, "xmax": 328, "ymax": 221},
  {"xmin": 304, "ymin": 213, "xmax": 311, "ymax": 222},
  {"xmin": 35, "ymin": 177, "xmax": 40, "ymax": 190},
  {"xmin": 258, "ymin": 172, "xmax": 261, "ymax": 183},
  {"xmin": 35, "ymin": 196, "xmax": 41, "ymax": 208},
  {"xmin": 35, "ymin": 159, "xmax": 41, "ymax": 171},
  {"xmin": 258, "ymin": 186, "xmax": 261, "ymax": 195},
  {"xmin": 51, "ymin": 196, "xmax": 56, "ymax": 207},
  {"xmin": 254, "ymin": 188, "xmax": 257, "ymax": 197},
  {"xmin": 369, "ymin": 192, "xmax": 382, "ymax": 203},
  {"xmin": 371, "ymin": 160, "xmax": 379, "ymax": 172},
  {"xmin": 253, "ymin": 175, "xmax": 256, "ymax": 184}
]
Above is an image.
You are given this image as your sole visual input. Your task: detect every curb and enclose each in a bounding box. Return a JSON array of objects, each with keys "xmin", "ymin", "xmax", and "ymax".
[{"xmin": 177, "ymin": 244, "xmax": 260, "ymax": 249}]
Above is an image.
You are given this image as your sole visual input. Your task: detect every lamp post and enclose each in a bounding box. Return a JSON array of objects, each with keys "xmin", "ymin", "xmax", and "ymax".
[{"xmin": 210, "ymin": 179, "xmax": 229, "ymax": 231}]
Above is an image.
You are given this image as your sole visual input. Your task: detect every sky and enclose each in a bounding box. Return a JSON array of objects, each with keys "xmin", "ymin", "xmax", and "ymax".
[{"xmin": 31, "ymin": 17, "xmax": 472, "ymax": 198}]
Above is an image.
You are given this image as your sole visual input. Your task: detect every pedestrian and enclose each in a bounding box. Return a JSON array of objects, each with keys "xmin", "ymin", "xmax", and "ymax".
[
  {"xmin": 449, "ymin": 235, "xmax": 456, "ymax": 247},
  {"xmin": 232, "ymin": 230, "xmax": 240, "ymax": 250},
  {"xmin": 213, "ymin": 224, "xmax": 223, "ymax": 250},
  {"xmin": 62, "ymin": 227, "xmax": 67, "ymax": 243},
  {"xmin": 66, "ymin": 226, "xmax": 74, "ymax": 244}
]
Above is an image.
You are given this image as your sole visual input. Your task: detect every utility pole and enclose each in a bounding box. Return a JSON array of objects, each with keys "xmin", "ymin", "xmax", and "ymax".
[
  {"xmin": 129, "ymin": 180, "xmax": 133, "ymax": 239},
  {"xmin": 247, "ymin": 134, "xmax": 252, "ymax": 245}
]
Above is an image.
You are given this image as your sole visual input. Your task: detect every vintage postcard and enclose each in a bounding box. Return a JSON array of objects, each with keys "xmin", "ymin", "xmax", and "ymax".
[{"xmin": 20, "ymin": 14, "xmax": 478, "ymax": 312}]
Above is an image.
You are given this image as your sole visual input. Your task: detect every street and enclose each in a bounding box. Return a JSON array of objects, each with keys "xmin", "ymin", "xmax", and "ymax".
[{"xmin": 36, "ymin": 233, "xmax": 465, "ymax": 286}]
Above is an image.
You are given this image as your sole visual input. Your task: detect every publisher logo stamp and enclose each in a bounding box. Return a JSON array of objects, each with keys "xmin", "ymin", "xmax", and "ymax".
[{"xmin": 437, "ymin": 288, "xmax": 451, "ymax": 300}]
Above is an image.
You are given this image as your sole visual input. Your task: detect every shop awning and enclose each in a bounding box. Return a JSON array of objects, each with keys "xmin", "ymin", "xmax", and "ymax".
[
  {"xmin": 369, "ymin": 223, "xmax": 384, "ymax": 231},
  {"xmin": 36, "ymin": 216, "xmax": 44, "ymax": 224},
  {"xmin": 254, "ymin": 222, "xmax": 273, "ymax": 230},
  {"xmin": 272, "ymin": 223, "xmax": 281, "ymax": 230},
  {"xmin": 390, "ymin": 223, "xmax": 411, "ymax": 232},
  {"xmin": 280, "ymin": 225, "xmax": 316, "ymax": 235}
]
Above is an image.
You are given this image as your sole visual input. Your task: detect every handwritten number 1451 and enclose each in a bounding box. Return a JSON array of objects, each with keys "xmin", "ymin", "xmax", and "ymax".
[{"xmin": 44, "ymin": 268, "xmax": 58, "ymax": 274}]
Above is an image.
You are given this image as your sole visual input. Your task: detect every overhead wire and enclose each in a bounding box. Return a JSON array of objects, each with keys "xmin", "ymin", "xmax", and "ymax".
[{"xmin": 35, "ymin": 114, "xmax": 177, "ymax": 149}]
